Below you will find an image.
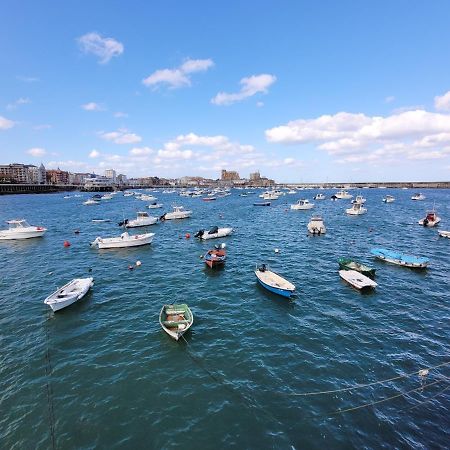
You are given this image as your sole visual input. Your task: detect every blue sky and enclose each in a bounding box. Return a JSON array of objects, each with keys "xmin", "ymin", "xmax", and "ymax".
[{"xmin": 1, "ymin": 1, "xmax": 450, "ymax": 182}]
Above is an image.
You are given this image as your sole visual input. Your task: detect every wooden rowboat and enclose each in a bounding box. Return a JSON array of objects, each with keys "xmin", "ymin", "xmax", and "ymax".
[{"xmin": 159, "ymin": 304, "xmax": 193, "ymax": 341}]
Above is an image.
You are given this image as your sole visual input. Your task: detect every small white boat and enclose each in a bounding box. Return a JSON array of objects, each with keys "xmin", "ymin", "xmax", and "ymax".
[
  {"xmin": 339, "ymin": 270, "xmax": 377, "ymax": 290},
  {"xmin": 159, "ymin": 304, "xmax": 193, "ymax": 341},
  {"xmin": 335, "ymin": 190, "xmax": 353, "ymax": 199},
  {"xmin": 92, "ymin": 218, "xmax": 111, "ymax": 223},
  {"xmin": 291, "ymin": 199, "xmax": 314, "ymax": 210},
  {"xmin": 314, "ymin": 193, "xmax": 326, "ymax": 200},
  {"xmin": 194, "ymin": 226, "xmax": 233, "ymax": 240},
  {"xmin": 438, "ymin": 230, "xmax": 450, "ymax": 238},
  {"xmin": 411, "ymin": 193, "xmax": 426, "ymax": 201},
  {"xmin": 123, "ymin": 191, "xmax": 135, "ymax": 197},
  {"xmin": 383, "ymin": 195, "xmax": 395, "ymax": 203},
  {"xmin": 0, "ymin": 219, "xmax": 47, "ymax": 240},
  {"xmin": 352, "ymin": 195, "xmax": 366, "ymax": 204},
  {"xmin": 125, "ymin": 211, "xmax": 158, "ymax": 228},
  {"xmin": 63, "ymin": 195, "xmax": 71, "ymax": 199},
  {"xmin": 101, "ymin": 194, "xmax": 113, "ymax": 200},
  {"xmin": 346, "ymin": 203, "xmax": 367, "ymax": 215},
  {"xmin": 90, "ymin": 232, "xmax": 154, "ymax": 249},
  {"xmin": 44, "ymin": 277, "xmax": 94, "ymax": 312},
  {"xmin": 307, "ymin": 216, "xmax": 326, "ymax": 235},
  {"xmin": 287, "ymin": 189, "xmax": 297, "ymax": 194},
  {"xmin": 418, "ymin": 210, "xmax": 441, "ymax": 227},
  {"xmin": 139, "ymin": 194, "xmax": 157, "ymax": 202},
  {"xmin": 83, "ymin": 199, "xmax": 99, "ymax": 206},
  {"xmin": 255, "ymin": 264, "xmax": 296, "ymax": 298},
  {"xmin": 148, "ymin": 203, "xmax": 163, "ymax": 209},
  {"xmin": 262, "ymin": 191, "xmax": 280, "ymax": 200},
  {"xmin": 160, "ymin": 206, "xmax": 192, "ymax": 220}
]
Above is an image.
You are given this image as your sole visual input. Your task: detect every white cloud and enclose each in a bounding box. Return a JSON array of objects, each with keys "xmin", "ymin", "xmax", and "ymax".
[
  {"xmin": 266, "ymin": 108, "xmax": 450, "ymax": 164},
  {"xmin": 27, "ymin": 147, "xmax": 47, "ymax": 157},
  {"xmin": 0, "ymin": 116, "xmax": 15, "ymax": 130},
  {"xmin": 256, "ymin": 101, "xmax": 264, "ymax": 107},
  {"xmin": 384, "ymin": 96, "xmax": 395, "ymax": 103},
  {"xmin": 16, "ymin": 75, "xmax": 39, "ymax": 82},
  {"xmin": 99, "ymin": 128, "xmax": 142, "ymax": 144},
  {"xmin": 82, "ymin": 102, "xmax": 104, "ymax": 111},
  {"xmin": 211, "ymin": 74, "xmax": 277, "ymax": 106},
  {"xmin": 130, "ymin": 146, "xmax": 153, "ymax": 156},
  {"xmin": 7, "ymin": 97, "xmax": 31, "ymax": 110},
  {"xmin": 77, "ymin": 32, "xmax": 124, "ymax": 64},
  {"xmin": 89, "ymin": 149, "xmax": 101, "ymax": 158},
  {"xmin": 434, "ymin": 91, "xmax": 450, "ymax": 111},
  {"xmin": 114, "ymin": 111, "xmax": 128, "ymax": 118},
  {"xmin": 142, "ymin": 58, "xmax": 214, "ymax": 89}
]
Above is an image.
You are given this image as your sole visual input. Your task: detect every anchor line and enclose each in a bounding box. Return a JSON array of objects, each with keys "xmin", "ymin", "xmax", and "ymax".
[{"xmin": 45, "ymin": 313, "xmax": 56, "ymax": 450}]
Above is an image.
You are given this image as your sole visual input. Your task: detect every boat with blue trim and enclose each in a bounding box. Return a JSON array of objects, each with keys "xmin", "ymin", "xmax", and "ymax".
[
  {"xmin": 370, "ymin": 248, "xmax": 429, "ymax": 268},
  {"xmin": 254, "ymin": 264, "xmax": 296, "ymax": 298}
]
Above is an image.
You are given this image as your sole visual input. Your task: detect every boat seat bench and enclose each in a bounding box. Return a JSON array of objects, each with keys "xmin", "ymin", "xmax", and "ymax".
[{"xmin": 163, "ymin": 320, "xmax": 190, "ymax": 327}]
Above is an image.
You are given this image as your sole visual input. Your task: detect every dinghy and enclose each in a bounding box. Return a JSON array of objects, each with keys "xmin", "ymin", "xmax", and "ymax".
[
  {"xmin": 159, "ymin": 304, "xmax": 193, "ymax": 341},
  {"xmin": 339, "ymin": 270, "xmax": 377, "ymax": 290},
  {"xmin": 194, "ymin": 226, "xmax": 233, "ymax": 240},
  {"xmin": 307, "ymin": 216, "xmax": 326, "ymax": 235},
  {"xmin": 352, "ymin": 195, "xmax": 366, "ymax": 204},
  {"xmin": 371, "ymin": 248, "xmax": 429, "ymax": 268},
  {"xmin": 338, "ymin": 257, "xmax": 376, "ymax": 278},
  {"xmin": 147, "ymin": 202, "xmax": 163, "ymax": 209},
  {"xmin": 291, "ymin": 199, "xmax": 314, "ymax": 210},
  {"xmin": 90, "ymin": 232, "xmax": 154, "ymax": 249},
  {"xmin": 438, "ymin": 230, "xmax": 450, "ymax": 238},
  {"xmin": 314, "ymin": 193, "xmax": 326, "ymax": 200},
  {"xmin": 383, "ymin": 195, "xmax": 395, "ymax": 203},
  {"xmin": 418, "ymin": 210, "xmax": 441, "ymax": 227},
  {"xmin": 44, "ymin": 277, "xmax": 94, "ymax": 311},
  {"xmin": 204, "ymin": 243, "xmax": 226, "ymax": 268},
  {"xmin": 254, "ymin": 264, "xmax": 296, "ymax": 298},
  {"xmin": 0, "ymin": 219, "xmax": 47, "ymax": 240},
  {"xmin": 335, "ymin": 190, "xmax": 353, "ymax": 199}
]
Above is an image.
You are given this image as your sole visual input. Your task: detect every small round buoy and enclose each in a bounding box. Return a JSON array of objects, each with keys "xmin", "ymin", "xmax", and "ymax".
[
  {"xmin": 185, "ymin": 233, "xmax": 190, "ymax": 239},
  {"xmin": 128, "ymin": 265, "xmax": 134, "ymax": 271},
  {"xmin": 136, "ymin": 260, "xmax": 142, "ymax": 267},
  {"xmin": 274, "ymin": 248, "xmax": 280, "ymax": 253},
  {"xmin": 63, "ymin": 241, "xmax": 71, "ymax": 247},
  {"xmin": 88, "ymin": 268, "xmax": 92, "ymax": 273},
  {"xmin": 74, "ymin": 229, "xmax": 80, "ymax": 234},
  {"xmin": 48, "ymin": 271, "xmax": 53, "ymax": 275},
  {"xmin": 200, "ymin": 254, "xmax": 203, "ymax": 258}
]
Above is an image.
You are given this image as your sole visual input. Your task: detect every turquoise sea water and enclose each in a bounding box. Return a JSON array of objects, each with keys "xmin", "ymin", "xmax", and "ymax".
[{"xmin": 0, "ymin": 189, "xmax": 449, "ymax": 449}]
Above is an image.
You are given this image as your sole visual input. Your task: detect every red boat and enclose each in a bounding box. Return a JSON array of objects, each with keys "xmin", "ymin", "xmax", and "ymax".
[{"xmin": 204, "ymin": 245, "xmax": 226, "ymax": 268}]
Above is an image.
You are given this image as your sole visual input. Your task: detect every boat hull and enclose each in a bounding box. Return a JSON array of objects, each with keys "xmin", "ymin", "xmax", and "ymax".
[
  {"xmin": 94, "ymin": 233, "xmax": 154, "ymax": 249},
  {"xmin": 126, "ymin": 218, "xmax": 158, "ymax": 227},
  {"xmin": 199, "ymin": 228, "xmax": 233, "ymax": 240},
  {"xmin": 371, "ymin": 248, "xmax": 429, "ymax": 268},
  {"xmin": 0, "ymin": 228, "xmax": 46, "ymax": 240},
  {"xmin": 339, "ymin": 270, "xmax": 377, "ymax": 290},
  {"xmin": 159, "ymin": 304, "xmax": 193, "ymax": 341},
  {"xmin": 44, "ymin": 278, "xmax": 93, "ymax": 311},
  {"xmin": 254, "ymin": 270, "xmax": 295, "ymax": 298},
  {"xmin": 438, "ymin": 230, "xmax": 450, "ymax": 238}
]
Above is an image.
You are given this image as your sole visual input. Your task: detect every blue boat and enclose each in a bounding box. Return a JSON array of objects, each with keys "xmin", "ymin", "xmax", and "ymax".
[
  {"xmin": 370, "ymin": 248, "xmax": 429, "ymax": 268},
  {"xmin": 254, "ymin": 264, "xmax": 296, "ymax": 298}
]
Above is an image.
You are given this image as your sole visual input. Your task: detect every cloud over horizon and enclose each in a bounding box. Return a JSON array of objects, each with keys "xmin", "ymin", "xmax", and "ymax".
[{"xmin": 77, "ymin": 32, "xmax": 124, "ymax": 64}]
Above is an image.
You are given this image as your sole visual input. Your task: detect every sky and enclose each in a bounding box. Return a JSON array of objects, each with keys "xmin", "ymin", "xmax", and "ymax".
[{"xmin": 1, "ymin": 1, "xmax": 450, "ymax": 182}]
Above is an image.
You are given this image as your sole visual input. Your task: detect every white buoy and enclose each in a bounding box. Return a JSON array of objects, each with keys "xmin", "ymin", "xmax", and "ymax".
[
  {"xmin": 136, "ymin": 260, "xmax": 142, "ymax": 267},
  {"xmin": 274, "ymin": 248, "xmax": 280, "ymax": 253}
]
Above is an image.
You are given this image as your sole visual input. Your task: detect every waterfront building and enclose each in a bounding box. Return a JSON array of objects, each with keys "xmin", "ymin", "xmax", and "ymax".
[
  {"xmin": 0, "ymin": 163, "xmax": 32, "ymax": 183},
  {"xmin": 84, "ymin": 176, "xmax": 113, "ymax": 189},
  {"xmin": 28, "ymin": 163, "xmax": 46, "ymax": 184},
  {"xmin": 69, "ymin": 172, "xmax": 91, "ymax": 185},
  {"xmin": 117, "ymin": 174, "xmax": 127, "ymax": 185},
  {"xmin": 104, "ymin": 169, "xmax": 117, "ymax": 183},
  {"xmin": 46, "ymin": 168, "xmax": 69, "ymax": 185},
  {"xmin": 250, "ymin": 171, "xmax": 261, "ymax": 181},
  {"xmin": 221, "ymin": 169, "xmax": 240, "ymax": 181}
]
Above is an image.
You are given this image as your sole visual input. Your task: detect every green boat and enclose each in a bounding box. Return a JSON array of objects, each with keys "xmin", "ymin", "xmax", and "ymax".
[{"xmin": 338, "ymin": 258, "xmax": 376, "ymax": 278}]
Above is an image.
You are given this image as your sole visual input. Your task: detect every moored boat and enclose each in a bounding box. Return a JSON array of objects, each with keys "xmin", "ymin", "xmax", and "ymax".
[
  {"xmin": 254, "ymin": 202, "xmax": 271, "ymax": 206},
  {"xmin": 338, "ymin": 257, "xmax": 375, "ymax": 278},
  {"xmin": 352, "ymin": 195, "xmax": 366, "ymax": 204},
  {"xmin": 159, "ymin": 304, "xmax": 193, "ymax": 341},
  {"xmin": 346, "ymin": 203, "xmax": 367, "ymax": 215},
  {"xmin": 0, "ymin": 219, "xmax": 47, "ymax": 240},
  {"xmin": 371, "ymin": 248, "xmax": 429, "ymax": 268},
  {"xmin": 383, "ymin": 195, "xmax": 395, "ymax": 203},
  {"xmin": 339, "ymin": 270, "xmax": 377, "ymax": 290},
  {"xmin": 160, "ymin": 206, "xmax": 192, "ymax": 220},
  {"xmin": 254, "ymin": 264, "xmax": 296, "ymax": 298},
  {"xmin": 90, "ymin": 231, "xmax": 154, "ymax": 249},
  {"xmin": 83, "ymin": 199, "xmax": 99, "ymax": 206},
  {"xmin": 194, "ymin": 226, "xmax": 233, "ymax": 240},
  {"xmin": 44, "ymin": 277, "xmax": 94, "ymax": 311},
  {"xmin": 148, "ymin": 202, "xmax": 163, "ymax": 209},
  {"xmin": 335, "ymin": 190, "xmax": 353, "ymax": 199},
  {"xmin": 411, "ymin": 193, "xmax": 425, "ymax": 201},
  {"xmin": 314, "ymin": 193, "xmax": 326, "ymax": 200},
  {"xmin": 438, "ymin": 230, "xmax": 450, "ymax": 238},
  {"xmin": 291, "ymin": 199, "xmax": 314, "ymax": 210},
  {"xmin": 204, "ymin": 243, "xmax": 226, "ymax": 268},
  {"xmin": 122, "ymin": 211, "xmax": 158, "ymax": 228},
  {"xmin": 307, "ymin": 216, "xmax": 326, "ymax": 235},
  {"xmin": 418, "ymin": 210, "xmax": 441, "ymax": 227}
]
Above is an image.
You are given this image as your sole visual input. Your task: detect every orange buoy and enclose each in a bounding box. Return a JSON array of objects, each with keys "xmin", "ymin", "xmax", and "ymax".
[
  {"xmin": 185, "ymin": 233, "xmax": 191, "ymax": 239},
  {"xmin": 63, "ymin": 241, "xmax": 71, "ymax": 247}
]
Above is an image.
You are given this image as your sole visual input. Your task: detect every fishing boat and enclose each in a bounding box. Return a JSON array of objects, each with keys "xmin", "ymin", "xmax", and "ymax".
[
  {"xmin": 352, "ymin": 195, "xmax": 366, "ymax": 204},
  {"xmin": 90, "ymin": 231, "xmax": 154, "ymax": 249},
  {"xmin": 287, "ymin": 189, "xmax": 297, "ymax": 194},
  {"xmin": 338, "ymin": 257, "xmax": 376, "ymax": 278},
  {"xmin": 204, "ymin": 243, "xmax": 226, "ymax": 268},
  {"xmin": 138, "ymin": 194, "xmax": 157, "ymax": 202},
  {"xmin": 438, "ymin": 230, "xmax": 450, "ymax": 238},
  {"xmin": 346, "ymin": 203, "xmax": 367, "ymax": 215},
  {"xmin": 411, "ymin": 193, "xmax": 426, "ymax": 201},
  {"xmin": 307, "ymin": 216, "xmax": 326, "ymax": 235},
  {"xmin": 254, "ymin": 202, "xmax": 271, "ymax": 206},
  {"xmin": 314, "ymin": 193, "xmax": 326, "ymax": 200},
  {"xmin": 262, "ymin": 191, "xmax": 280, "ymax": 200},
  {"xmin": 335, "ymin": 190, "xmax": 353, "ymax": 199},
  {"xmin": 92, "ymin": 218, "xmax": 111, "ymax": 223},
  {"xmin": 203, "ymin": 197, "xmax": 216, "ymax": 201},
  {"xmin": 160, "ymin": 206, "xmax": 192, "ymax": 220},
  {"xmin": 254, "ymin": 264, "xmax": 296, "ymax": 298},
  {"xmin": 0, "ymin": 219, "xmax": 47, "ymax": 240},
  {"xmin": 159, "ymin": 304, "xmax": 193, "ymax": 341},
  {"xmin": 339, "ymin": 270, "xmax": 377, "ymax": 290},
  {"xmin": 194, "ymin": 226, "xmax": 233, "ymax": 240},
  {"xmin": 83, "ymin": 199, "xmax": 99, "ymax": 206},
  {"xmin": 291, "ymin": 199, "xmax": 314, "ymax": 210},
  {"xmin": 44, "ymin": 277, "xmax": 94, "ymax": 312},
  {"xmin": 122, "ymin": 211, "xmax": 158, "ymax": 228},
  {"xmin": 371, "ymin": 248, "xmax": 429, "ymax": 268},
  {"xmin": 148, "ymin": 202, "xmax": 163, "ymax": 209},
  {"xmin": 418, "ymin": 210, "xmax": 441, "ymax": 227},
  {"xmin": 100, "ymin": 194, "xmax": 113, "ymax": 200},
  {"xmin": 383, "ymin": 195, "xmax": 395, "ymax": 203},
  {"xmin": 123, "ymin": 191, "xmax": 134, "ymax": 197}
]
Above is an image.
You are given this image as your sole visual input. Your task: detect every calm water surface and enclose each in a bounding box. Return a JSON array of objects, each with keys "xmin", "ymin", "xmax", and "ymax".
[{"xmin": 0, "ymin": 188, "xmax": 449, "ymax": 449}]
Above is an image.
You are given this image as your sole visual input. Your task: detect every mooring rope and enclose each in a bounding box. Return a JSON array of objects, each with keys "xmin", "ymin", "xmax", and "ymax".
[
  {"xmin": 44, "ymin": 312, "xmax": 56, "ymax": 450},
  {"xmin": 285, "ymin": 361, "xmax": 450, "ymax": 397}
]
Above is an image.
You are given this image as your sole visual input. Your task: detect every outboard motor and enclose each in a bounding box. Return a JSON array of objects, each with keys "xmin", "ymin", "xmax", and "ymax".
[
  {"xmin": 118, "ymin": 219, "xmax": 128, "ymax": 227},
  {"xmin": 194, "ymin": 229, "xmax": 205, "ymax": 238},
  {"xmin": 423, "ymin": 218, "xmax": 428, "ymax": 227},
  {"xmin": 208, "ymin": 226, "xmax": 219, "ymax": 235},
  {"xmin": 159, "ymin": 213, "xmax": 166, "ymax": 221}
]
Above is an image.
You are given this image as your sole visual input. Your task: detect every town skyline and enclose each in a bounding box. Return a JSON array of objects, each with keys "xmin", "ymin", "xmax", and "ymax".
[{"xmin": 1, "ymin": 2, "xmax": 450, "ymax": 182}]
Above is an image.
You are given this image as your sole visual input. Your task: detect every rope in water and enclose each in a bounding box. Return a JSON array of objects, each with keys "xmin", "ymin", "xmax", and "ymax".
[
  {"xmin": 286, "ymin": 361, "xmax": 450, "ymax": 397},
  {"xmin": 44, "ymin": 313, "xmax": 56, "ymax": 450}
]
